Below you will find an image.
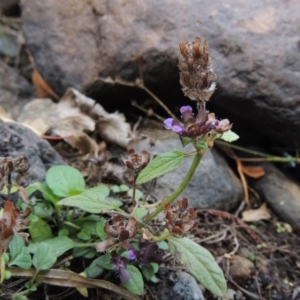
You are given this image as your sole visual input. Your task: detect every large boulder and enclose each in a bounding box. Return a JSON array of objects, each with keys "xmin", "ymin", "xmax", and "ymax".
[
  {"xmin": 0, "ymin": 121, "xmax": 65, "ymax": 186},
  {"xmin": 21, "ymin": 0, "xmax": 300, "ymax": 146},
  {"xmin": 0, "ymin": 60, "xmax": 34, "ymax": 119}
]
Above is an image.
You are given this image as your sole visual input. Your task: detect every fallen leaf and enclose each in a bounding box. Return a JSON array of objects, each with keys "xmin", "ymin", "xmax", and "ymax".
[
  {"xmin": 9, "ymin": 267, "xmax": 139, "ymax": 300},
  {"xmin": 17, "ymin": 88, "xmax": 133, "ymax": 151},
  {"xmin": 240, "ymin": 164, "xmax": 265, "ymax": 178},
  {"xmin": 242, "ymin": 203, "xmax": 271, "ymax": 222},
  {"xmin": 32, "ymin": 68, "xmax": 59, "ymax": 100}
]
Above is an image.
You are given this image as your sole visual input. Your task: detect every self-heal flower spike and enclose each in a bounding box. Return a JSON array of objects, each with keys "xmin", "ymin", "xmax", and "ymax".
[
  {"xmin": 110, "ymin": 251, "xmax": 131, "ymax": 283},
  {"xmin": 178, "ymin": 37, "xmax": 217, "ymax": 104},
  {"xmin": 129, "ymin": 239, "xmax": 164, "ymax": 267},
  {"xmin": 164, "ymin": 106, "xmax": 212, "ymax": 138}
]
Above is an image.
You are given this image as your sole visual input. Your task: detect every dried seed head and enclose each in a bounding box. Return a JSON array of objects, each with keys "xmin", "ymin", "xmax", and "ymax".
[
  {"xmin": 178, "ymin": 37, "xmax": 217, "ymax": 104},
  {"xmin": 104, "ymin": 215, "xmax": 138, "ymax": 242},
  {"xmin": 164, "ymin": 198, "xmax": 199, "ymax": 237},
  {"xmin": 120, "ymin": 149, "xmax": 150, "ymax": 174}
]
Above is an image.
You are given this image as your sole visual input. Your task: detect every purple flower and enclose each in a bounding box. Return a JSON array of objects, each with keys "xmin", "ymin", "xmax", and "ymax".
[
  {"xmin": 164, "ymin": 106, "xmax": 211, "ymax": 138},
  {"xmin": 128, "ymin": 249, "xmax": 136, "ymax": 260},
  {"xmin": 110, "ymin": 251, "xmax": 131, "ymax": 283},
  {"xmin": 129, "ymin": 239, "xmax": 164, "ymax": 267}
]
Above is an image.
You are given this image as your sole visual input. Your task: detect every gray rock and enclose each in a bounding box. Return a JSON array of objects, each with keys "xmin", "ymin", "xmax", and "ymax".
[
  {"xmin": 157, "ymin": 270, "xmax": 205, "ymax": 300},
  {"xmin": 252, "ymin": 162, "xmax": 300, "ymax": 225},
  {"xmin": 0, "ymin": 0, "xmax": 19, "ymax": 12},
  {"xmin": 0, "ymin": 121, "xmax": 65, "ymax": 186},
  {"xmin": 131, "ymin": 134, "xmax": 243, "ymax": 211},
  {"xmin": 21, "ymin": 0, "xmax": 300, "ymax": 146},
  {"xmin": 0, "ymin": 60, "xmax": 34, "ymax": 119}
]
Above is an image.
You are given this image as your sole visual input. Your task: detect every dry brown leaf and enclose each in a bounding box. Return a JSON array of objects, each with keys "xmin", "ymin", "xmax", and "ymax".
[
  {"xmin": 17, "ymin": 98, "xmax": 58, "ymax": 135},
  {"xmin": 97, "ymin": 113, "xmax": 132, "ymax": 148},
  {"xmin": 240, "ymin": 164, "xmax": 265, "ymax": 178},
  {"xmin": 15, "ymin": 88, "xmax": 133, "ymax": 151},
  {"xmin": 242, "ymin": 203, "xmax": 271, "ymax": 222},
  {"xmin": 32, "ymin": 68, "xmax": 59, "ymax": 100},
  {"xmin": 9, "ymin": 268, "xmax": 139, "ymax": 300}
]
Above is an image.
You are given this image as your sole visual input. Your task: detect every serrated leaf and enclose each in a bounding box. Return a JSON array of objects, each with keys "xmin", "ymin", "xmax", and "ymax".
[
  {"xmin": 32, "ymin": 243, "xmax": 57, "ymax": 271},
  {"xmin": 57, "ymin": 190, "xmax": 123, "ymax": 213},
  {"xmin": 122, "ymin": 265, "xmax": 144, "ymax": 295},
  {"xmin": 8, "ymin": 235, "xmax": 31, "ymax": 269},
  {"xmin": 46, "ymin": 165, "xmax": 85, "ymax": 198},
  {"xmin": 168, "ymin": 236, "xmax": 227, "ymax": 297},
  {"xmin": 136, "ymin": 150, "xmax": 184, "ymax": 184},
  {"xmin": 28, "ymin": 236, "xmax": 74, "ymax": 257},
  {"xmin": 220, "ymin": 130, "xmax": 239, "ymax": 143}
]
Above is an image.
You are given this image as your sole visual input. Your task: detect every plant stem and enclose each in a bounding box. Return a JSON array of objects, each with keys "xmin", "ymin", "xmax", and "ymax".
[{"xmin": 144, "ymin": 150, "xmax": 203, "ymax": 223}]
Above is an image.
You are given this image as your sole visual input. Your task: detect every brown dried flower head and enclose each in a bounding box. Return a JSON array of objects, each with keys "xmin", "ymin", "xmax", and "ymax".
[
  {"xmin": 96, "ymin": 215, "xmax": 138, "ymax": 252},
  {"xmin": 0, "ymin": 156, "xmax": 30, "ymax": 190},
  {"xmin": 104, "ymin": 215, "xmax": 138, "ymax": 242},
  {"xmin": 121, "ymin": 149, "xmax": 150, "ymax": 174},
  {"xmin": 0, "ymin": 201, "xmax": 31, "ymax": 256},
  {"xmin": 164, "ymin": 198, "xmax": 199, "ymax": 236},
  {"xmin": 178, "ymin": 37, "xmax": 217, "ymax": 103}
]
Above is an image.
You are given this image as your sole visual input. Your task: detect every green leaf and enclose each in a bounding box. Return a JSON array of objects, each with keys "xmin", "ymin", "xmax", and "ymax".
[
  {"xmin": 32, "ymin": 201, "xmax": 54, "ymax": 219},
  {"xmin": 150, "ymin": 262, "xmax": 159, "ymax": 273},
  {"xmin": 85, "ymin": 258, "xmax": 104, "ymax": 278},
  {"xmin": 32, "ymin": 243, "xmax": 57, "ymax": 271},
  {"xmin": 141, "ymin": 265, "xmax": 154, "ymax": 281},
  {"xmin": 96, "ymin": 222, "xmax": 105, "ymax": 238},
  {"xmin": 122, "ymin": 265, "xmax": 144, "ymax": 295},
  {"xmin": 8, "ymin": 235, "xmax": 32, "ymax": 269},
  {"xmin": 180, "ymin": 136, "xmax": 193, "ymax": 147},
  {"xmin": 195, "ymin": 140, "xmax": 208, "ymax": 150},
  {"xmin": 57, "ymin": 190, "xmax": 123, "ymax": 213},
  {"xmin": 28, "ymin": 216, "xmax": 52, "ymax": 241},
  {"xmin": 96, "ymin": 253, "xmax": 112, "ymax": 270},
  {"xmin": 111, "ymin": 184, "xmax": 130, "ymax": 193},
  {"xmin": 133, "ymin": 207, "xmax": 148, "ymax": 220},
  {"xmin": 73, "ymin": 247, "xmax": 96, "ymax": 259},
  {"xmin": 77, "ymin": 227, "xmax": 91, "ymax": 241},
  {"xmin": 158, "ymin": 241, "xmax": 169, "ymax": 250},
  {"xmin": 26, "ymin": 182, "xmax": 60, "ymax": 204},
  {"xmin": 136, "ymin": 150, "xmax": 184, "ymax": 184},
  {"xmin": 128, "ymin": 189, "xmax": 143, "ymax": 201},
  {"xmin": 46, "ymin": 165, "xmax": 85, "ymax": 198},
  {"xmin": 88, "ymin": 185, "xmax": 110, "ymax": 197},
  {"xmin": 28, "ymin": 236, "xmax": 75, "ymax": 257},
  {"xmin": 168, "ymin": 236, "xmax": 227, "ymax": 297},
  {"xmin": 220, "ymin": 130, "xmax": 239, "ymax": 143}
]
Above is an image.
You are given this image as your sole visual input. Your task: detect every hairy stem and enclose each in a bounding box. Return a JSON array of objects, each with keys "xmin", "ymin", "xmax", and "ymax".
[{"xmin": 145, "ymin": 148, "xmax": 204, "ymax": 223}]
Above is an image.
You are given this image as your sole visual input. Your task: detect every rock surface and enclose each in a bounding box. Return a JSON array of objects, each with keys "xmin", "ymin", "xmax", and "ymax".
[
  {"xmin": 21, "ymin": 0, "xmax": 300, "ymax": 146},
  {"xmin": 0, "ymin": 60, "xmax": 34, "ymax": 119},
  {"xmin": 252, "ymin": 162, "xmax": 300, "ymax": 225},
  {"xmin": 0, "ymin": 121, "xmax": 65, "ymax": 186},
  {"xmin": 157, "ymin": 270, "xmax": 205, "ymax": 300},
  {"xmin": 130, "ymin": 133, "xmax": 243, "ymax": 211}
]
